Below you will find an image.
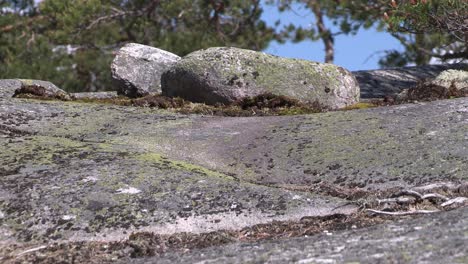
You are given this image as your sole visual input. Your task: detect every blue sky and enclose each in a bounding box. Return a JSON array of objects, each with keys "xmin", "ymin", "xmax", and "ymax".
[{"xmin": 260, "ymin": 3, "xmax": 404, "ymax": 71}]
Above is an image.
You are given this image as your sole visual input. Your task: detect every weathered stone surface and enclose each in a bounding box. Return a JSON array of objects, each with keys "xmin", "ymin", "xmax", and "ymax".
[
  {"xmin": 0, "ymin": 97, "xmax": 354, "ymax": 246},
  {"xmin": 111, "ymin": 43, "xmax": 181, "ymax": 97},
  {"xmin": 396, "ymin": 69, "xmax": 468, "ymax": 102},
  {"xmin": 354, "ymin": 63, "xmax": 467, "ymax": 98},
  {"xmin": 1, "ymin": 85, "xmax": 467, "ymax": 262},
  {"xmin": 141, "ymin": 206, "xmax": 468, "ymax": 264},
  {"xmin": 162, "ymin": 47, "xmax": 359, "ymax": 109},
  {"xmin": 432, "ymin": 69, "xmax": 468, "ymax": 89},
  {"xmin": 0, "ymin": 79, "xmax": 21, "ymax": 98},
  {"xmin": 0, "ymin": 79, "xmax": 70, "ymax": 100},
  {"xmin": 71, "ymin": 91, "xmax": 119, "ymax": 100},
  {"xmin": 12, "ymin": 79, "xmax": 71, "ymax": 100}
]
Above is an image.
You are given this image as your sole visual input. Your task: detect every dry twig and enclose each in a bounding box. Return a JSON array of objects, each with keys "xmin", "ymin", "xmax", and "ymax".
[{"xmin": 366, "ymin": 209, "xmax": 439, "ymax": 216}]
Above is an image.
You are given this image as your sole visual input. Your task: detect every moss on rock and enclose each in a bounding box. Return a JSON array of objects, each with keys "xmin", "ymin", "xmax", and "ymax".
[{"xmin": 162, "ymin": 47, "xmax": 359, "ymax": 109}]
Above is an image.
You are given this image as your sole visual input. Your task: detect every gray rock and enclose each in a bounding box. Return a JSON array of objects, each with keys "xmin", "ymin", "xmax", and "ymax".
[
  {"xmin": 1, "ymin": 88, "xmax": 467, "ymax": 262},
  {"xmin": 354, "ymin": 63, "xmax": 467, "ymax": 98},
  {"xmin": 0, "ymin": 96, "xmax": 354, "ymax": 245},
  {"xmin": 396, "ymin": 69, "xmax": 468, "ymax": 102},
  {"xmin": 0, "ymin": 79, "xmax": 21, "ymax": 98},
  {"xmin": 0, "ymin": 79, "xmax": 70, "ymax": 100},
  {"xmin": 17, "ymin": 79, "xmax": 70, "ymax": 99},
  {"xmin": 142, "ymin": 206, "xmax": 468, "ymax": 264},
  {"xmin": 111, "ymin": 43, "xmax": 181, "ymax": 97},
  {"xmin": 432, "ymin": 69, "xmax": 468, "ymax": 89},
  {"xmin": 71, "ymin": 91, "xmax": 119, "ymax": 100},
  {"xmin": 162, "ymin": 47, "xmax": 359, "ymax": 109}
]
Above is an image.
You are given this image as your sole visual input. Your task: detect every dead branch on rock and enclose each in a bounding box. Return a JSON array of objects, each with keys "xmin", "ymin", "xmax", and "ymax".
[
  {"xmin": 391, "ymin": 190, "xmax": 425, "ymax": 201},
  {"xmin": 377, "ymin": 197, "xmax": 414, "ymax": 205},
  {"xmin": 356, "ymin": 183, "xmax": 468, "ymax": 217},
  {"xmin": 421, "ymin": 193, "xmax": 450, "ymax": 201},
  {"xmin": 366, "ymin": 209, "xmax": 439, "ymax": 216},
  {"xmin": 441, "ymin": 197, "xmax": 468, "ymax": 208},
  {"xmin": 390, "ymin": 189, "xmax": 449, "ymax": 202},
  {"xmin": 413, "ymin": 181, "xmax": 468, "ymax": 194},
  {"xmin": 16, "ymin": 245, "xmax": 48, "ymax": 257}
]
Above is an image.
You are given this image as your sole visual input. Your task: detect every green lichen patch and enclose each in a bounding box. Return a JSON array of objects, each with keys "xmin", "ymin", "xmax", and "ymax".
[
  {"xmin": 340, "ymin": 102, "xmax": 378, "ymax": 111},
  {"xmin": 136, "ymin": 153, "xmax": 236, "ymax": 181}
]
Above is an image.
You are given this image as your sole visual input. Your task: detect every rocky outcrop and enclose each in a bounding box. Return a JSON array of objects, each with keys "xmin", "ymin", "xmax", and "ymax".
[
  {"xmin": 1, "ymin": 67, "xmax": 468, "ymax": 262},
  {"xmin": 354, "ymin": 63, "xmax": 467, "ymax": 98},
  {"xmin": 0, "ymin": 79, "xmax": 71, "ymax": 100},
  {"xmin": 111, "ymin": 43, "xmax": 181, "ymax": 97},
  {"xmin": 145, "ymin": 206, "xmax": 468, "ymax": 264},
  {"xmin": 16, "ymin": 79, "xmax": 70, "ymax": 100},
  {"xmin": 396, "ymin": 69, "xmax": 468, "ymax": 102},
  {"xmin": 162, "ymin": 47, "xmax": 360, "ymax": 109}
]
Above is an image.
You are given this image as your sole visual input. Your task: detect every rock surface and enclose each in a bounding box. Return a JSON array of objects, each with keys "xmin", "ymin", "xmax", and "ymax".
[
  {"xmin": 354, "ymin": 63, "xmax": 467, "ymax": 98},
  {"xmin": 1, "ymin": 80, "xmax": 467, "ymax": 262},
  {"xmin": 0, "ymin": 79, "xmax": 21, "ymax": 98},
  {"xmin": 432, "ymin": 69, "xmax": 468, "ymax": 89},
  {"xmin": 71, "ymin": 91, "xmax": 119, "ymax": 100},
  {"xmin": 135, "ymin": 206, "xmax": 468, "ymax": 264},
  {"xmin": 112, "ymin": 43, "xmax": 180, "ymax": 97},
  {"xmin": 396, "ymin": 69, "xmax": 468, "ymax": 102},
  {"xmin": 14, "ymin": 79, "xmax": 71, "ymax": 100},
  {"xmin": 0, "ymin": 79, "xmax": 70, "ymax": 100},
  {"xmin": 162, "ymin": 47, "xmax": 359, "ymax": 109}
]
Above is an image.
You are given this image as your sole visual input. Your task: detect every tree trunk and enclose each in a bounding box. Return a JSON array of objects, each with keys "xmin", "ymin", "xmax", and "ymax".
[
  {"xmin": 414, "ymin": 34, "xmax": 430, "ymax": 65},
  {"xmin": 309, "ymin": 0, "xmax": 334, "ymax": 63}
]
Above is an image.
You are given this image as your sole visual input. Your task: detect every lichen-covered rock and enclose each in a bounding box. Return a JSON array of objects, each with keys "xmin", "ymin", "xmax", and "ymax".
[
  {"xmin": 353, "ymin": 63, "xmax": 467, "ymax": 99},
  {"xmin": 1, "ymin": 89, "xmax": 467, "ymax": 262},
  {"xmin": 432, "ymin": 69, "xmax": 468, "ymax": 89},
  {"xmin": 148, "ymin": 207, "xmax": 468, "ymax": 264},
  {"xmin": 12, "ymin": 79, "xmax": 71, "ymax": 100},
  {"xmin": 0, "ymin": 79, "xmax": 21, "ymax": 98},
  {"xmin": 111, "ymin": 43, "xmax": 181, "ymax": 97},
  {"xmin": 396, "ymin": 69, "xmax": 468, "ymax": 102},
  {"xmin": 162, "ymin": 47, "xmax": 359, "ymax": 109}
]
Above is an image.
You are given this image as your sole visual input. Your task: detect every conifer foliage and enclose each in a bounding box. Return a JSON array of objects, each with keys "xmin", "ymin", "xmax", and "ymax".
[{"xmin": 0, "ymin": 0, "xmax": 275, "ymax": 92}]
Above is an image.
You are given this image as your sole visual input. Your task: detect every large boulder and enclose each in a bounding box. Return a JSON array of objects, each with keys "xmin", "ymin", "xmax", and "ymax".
[
  {"xmin": 111, "ymin": 43, "xmax": 181, "ymax": 97},
  {"xmin": 162, "ymin": 47, "xmax": 359, "ymax": 109}
]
